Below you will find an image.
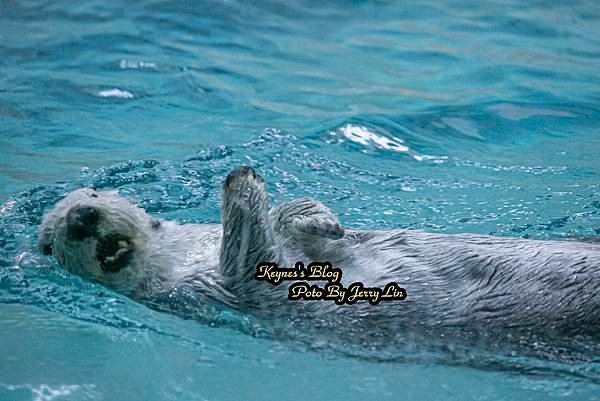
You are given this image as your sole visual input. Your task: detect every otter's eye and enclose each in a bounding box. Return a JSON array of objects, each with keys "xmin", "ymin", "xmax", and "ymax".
[
  {"xmin": 42, "ymin": 244, "xmax": 53, "ymax": 255},
  {"xmin": 90, "ymin": 193, "xmax": 98, "ymax": 198},
  {"xmin": 151, "ymin": 219, "xmax": 161, "ymax": 229}
]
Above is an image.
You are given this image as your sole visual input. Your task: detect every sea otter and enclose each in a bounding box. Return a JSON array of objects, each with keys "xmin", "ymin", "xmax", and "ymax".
[{"xmin": 38, "ymin": 166, "xmax": 600, "ymax": 336}]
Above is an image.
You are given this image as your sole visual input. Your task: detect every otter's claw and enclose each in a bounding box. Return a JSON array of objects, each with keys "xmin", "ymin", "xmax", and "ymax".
[{"xmin": 223, "ymin": 166, "xmax": 268, "ymax": 211}]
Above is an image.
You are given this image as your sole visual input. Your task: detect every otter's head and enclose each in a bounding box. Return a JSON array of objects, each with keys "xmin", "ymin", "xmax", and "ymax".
[{"xmin": 38, "ymin": 188, "xmax": 160, "ymax": 295}]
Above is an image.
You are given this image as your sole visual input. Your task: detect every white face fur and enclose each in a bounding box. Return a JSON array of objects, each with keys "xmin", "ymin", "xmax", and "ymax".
[{"xmin": 38, "ymin": 188, "xmax": 160, "ymax": 295}]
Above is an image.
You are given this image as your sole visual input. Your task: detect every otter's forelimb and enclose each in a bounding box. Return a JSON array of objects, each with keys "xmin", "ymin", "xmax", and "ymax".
[
  {"xmin": 270, "ymin": 197, "xmax": 345, "ymax": 241},
  {"xmin": 219, "ymin": 166, "xmax": 286, "ymax": 301}
]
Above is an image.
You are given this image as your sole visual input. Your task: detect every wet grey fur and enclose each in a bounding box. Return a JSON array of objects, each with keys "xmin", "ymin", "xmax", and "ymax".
[{"xmin": 39, "ymin": 166, "xmax": 600, "ymax": 335}]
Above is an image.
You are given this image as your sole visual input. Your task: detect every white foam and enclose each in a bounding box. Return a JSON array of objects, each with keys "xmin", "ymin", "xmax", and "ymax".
[
  {"xmin": 119, "ymin": 59, "xmax": 158, "ymax": 70},
  {"xmin": 97, "ymin": 89, "xmax": 134, "ymax": 99},
  {"xmin": 338, "ymin": 124, "xmax": 409, "ymax": 152}
]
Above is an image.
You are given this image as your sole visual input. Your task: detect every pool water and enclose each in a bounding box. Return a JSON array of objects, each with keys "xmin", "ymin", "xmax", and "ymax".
[{"xmin": 2, "ymin": 0, "xmax": 600, "ymax": 400}]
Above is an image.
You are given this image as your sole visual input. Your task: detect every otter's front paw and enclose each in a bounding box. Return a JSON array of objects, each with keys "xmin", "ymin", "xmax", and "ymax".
[
  {"xmin": 223, "ymin": 166, "xmax": 268, "ymax": 210},
  {"xmin": 270, "ymin": 198, "xmax": 345, "ymax": 241},
  {"xmin": 292, "ymin": 217, "xmax": 345, "ymax": 240}
]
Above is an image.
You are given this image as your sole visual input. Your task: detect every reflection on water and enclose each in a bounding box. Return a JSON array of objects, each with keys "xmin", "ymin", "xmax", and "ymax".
[
  {"xmin": 338, "ymin": 123, "xmax": 409, "ymax": 152},
  {"xmin": 96, "ymin": 89, "xmax": 135, "ymax": 99}
]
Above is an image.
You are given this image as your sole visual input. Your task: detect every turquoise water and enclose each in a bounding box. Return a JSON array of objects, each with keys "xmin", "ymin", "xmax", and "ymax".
[{"xmin": 2, "ymin": 0, "xmax": 600, "ymax": 400}]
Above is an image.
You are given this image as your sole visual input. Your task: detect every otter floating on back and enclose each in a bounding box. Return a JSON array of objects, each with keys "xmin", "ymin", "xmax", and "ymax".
[{"xmin": 38, "ymin": 166, "xmax": 600, "ymax": 337}]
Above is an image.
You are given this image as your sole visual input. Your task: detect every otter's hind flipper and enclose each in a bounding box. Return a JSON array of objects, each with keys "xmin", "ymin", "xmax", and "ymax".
[{"xmin": 270, "ymin": 197, "xmax": 345, "ymax": 241}]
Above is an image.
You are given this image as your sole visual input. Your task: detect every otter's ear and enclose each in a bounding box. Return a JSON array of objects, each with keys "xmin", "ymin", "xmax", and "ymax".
[
  {"xmin": 150, "ymin": 219, "xmax": 161, "ymax": 230},
  {"xmin": 38, "ymin": 213, "xmax": 55, "ymax": 255}
]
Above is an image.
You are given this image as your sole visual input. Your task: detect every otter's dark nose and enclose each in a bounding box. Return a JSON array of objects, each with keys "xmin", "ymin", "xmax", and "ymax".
[{"xmin": 67, "ymin": 206, "xmax": 100, "ymax": 240}]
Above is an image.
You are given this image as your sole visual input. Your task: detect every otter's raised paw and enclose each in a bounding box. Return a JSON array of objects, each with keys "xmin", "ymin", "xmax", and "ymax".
[
  {"xmin": 270, "ymin": 197, "xmax": 345, "ymax": 241},
  {"xmin": 290, "ymin": 216, "xmax": 345, "ymax": 240},
  {"xmin": 223, "ymin": 166, "xmax": 268, "ymax": 210}
]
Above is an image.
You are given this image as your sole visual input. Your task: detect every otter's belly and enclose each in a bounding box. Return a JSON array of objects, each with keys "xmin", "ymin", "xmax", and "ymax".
[{"xmin": 295, "ymin": 229, "xmax": 600, "ymax": 333}]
